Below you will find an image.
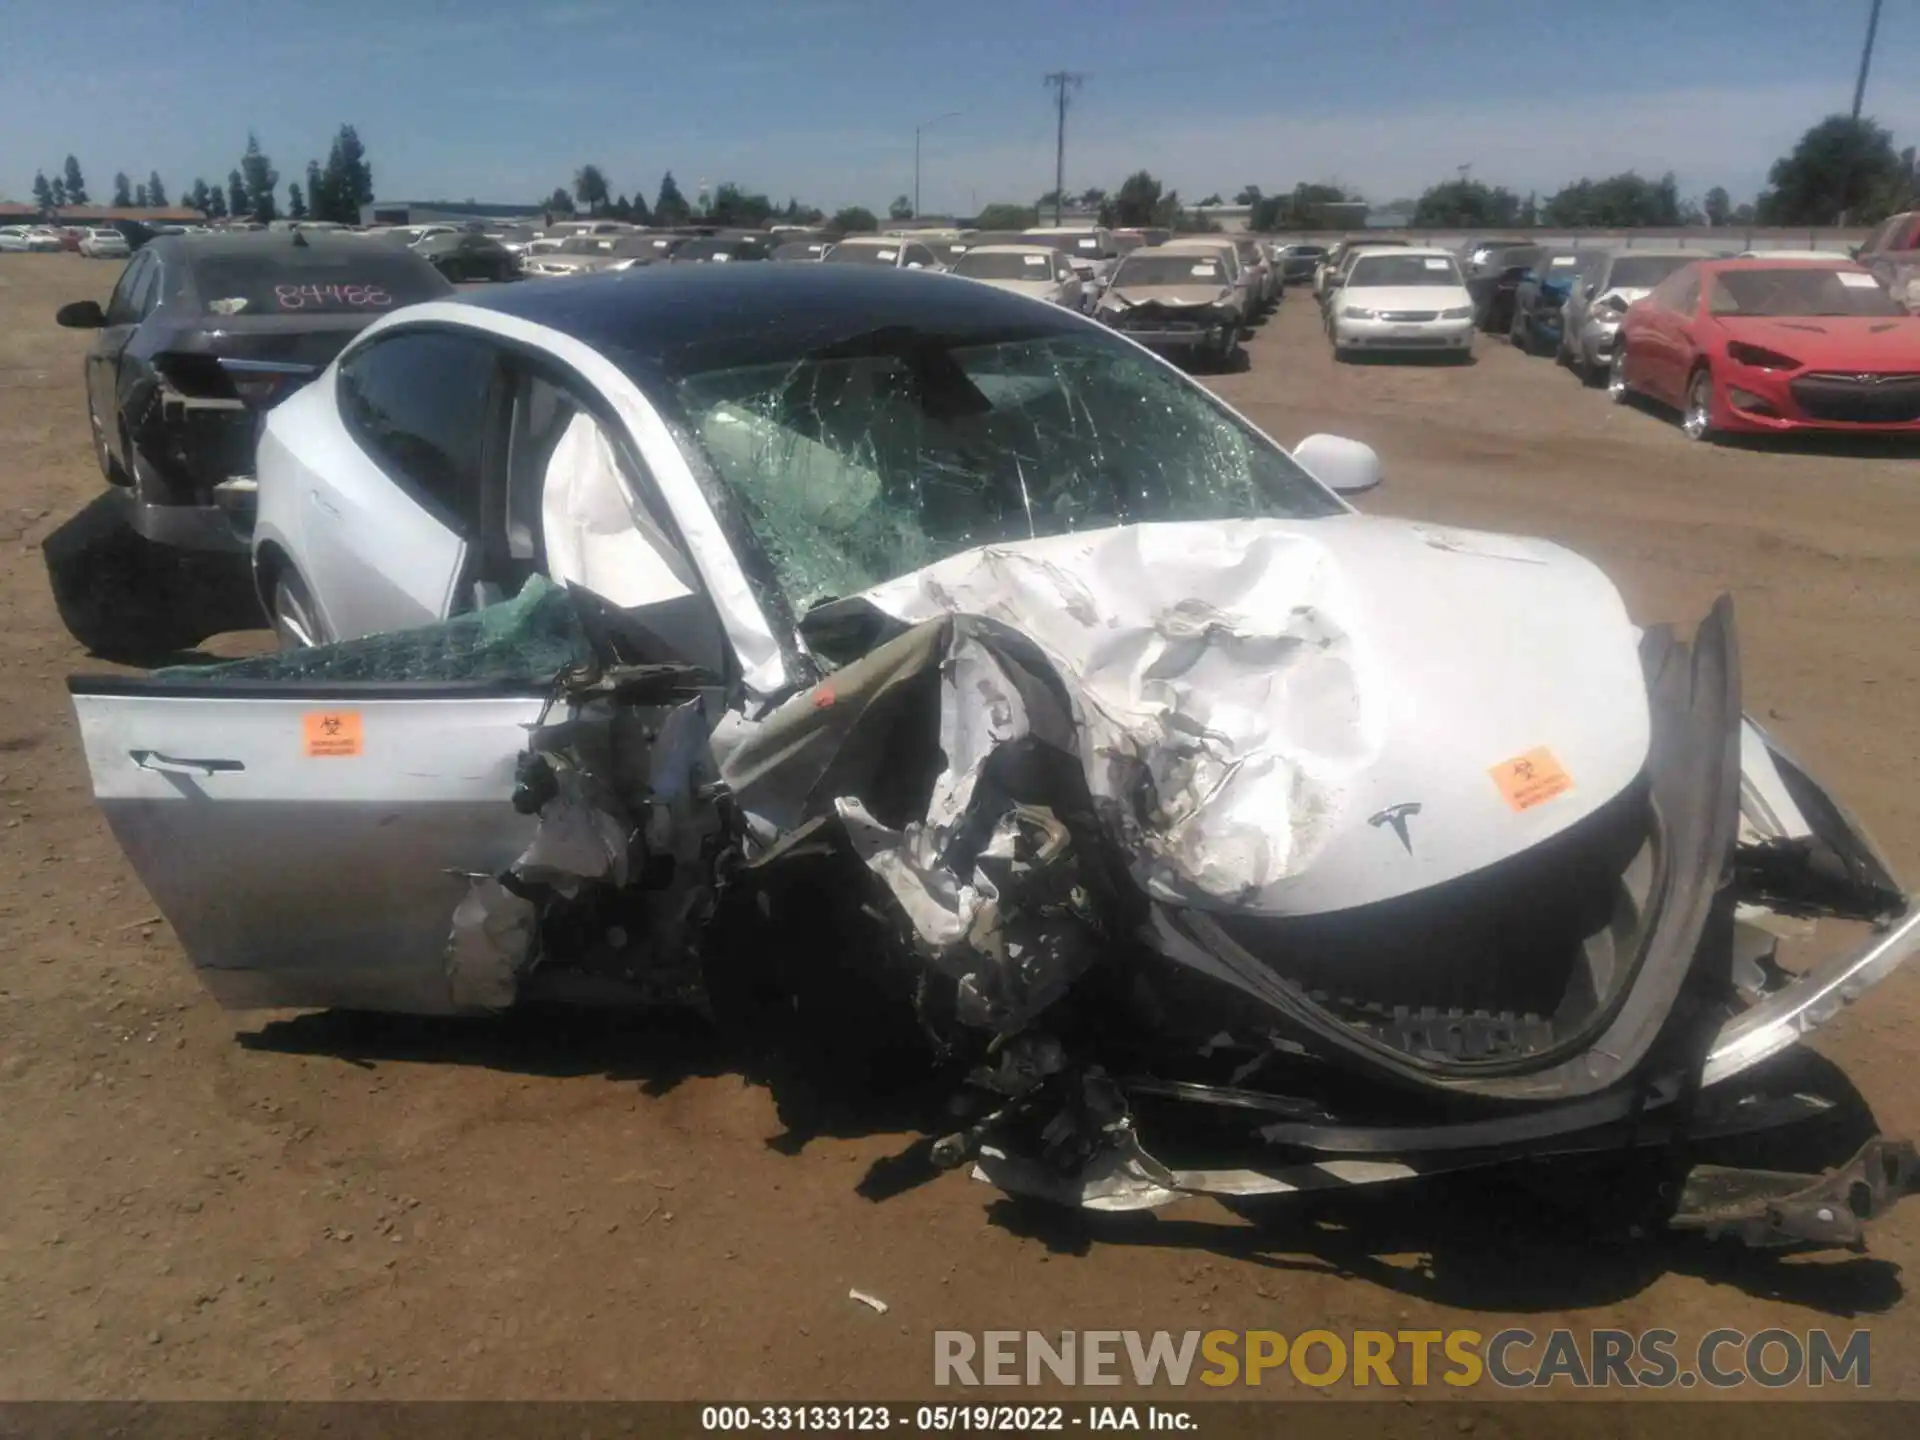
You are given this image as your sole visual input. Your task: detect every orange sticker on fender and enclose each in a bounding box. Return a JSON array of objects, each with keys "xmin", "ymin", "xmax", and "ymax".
[
  {"xmin": 303, "ymin": 710, "xmax": 363, "ymax": 758},
  {"xmin": 1490, "ymin": 747, "xmax": 1572, "ymax": 811}
]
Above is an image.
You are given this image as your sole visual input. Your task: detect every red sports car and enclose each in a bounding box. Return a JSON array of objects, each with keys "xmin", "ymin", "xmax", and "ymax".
[{"xmin": 1609, "ymin": 258, "xmax": 1920, "ymax": 440}]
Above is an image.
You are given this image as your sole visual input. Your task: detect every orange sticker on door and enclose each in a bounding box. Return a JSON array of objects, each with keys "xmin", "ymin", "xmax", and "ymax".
[
  {"xmin": 303, "ymin": 710, "xmax": 363, "ymax": 758},
  {"xmin": 1489, "ymin": 746, "xmax": 1573, "ymax": 811}
]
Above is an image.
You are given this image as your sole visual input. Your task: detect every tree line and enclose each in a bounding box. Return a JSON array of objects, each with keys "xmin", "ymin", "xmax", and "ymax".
[
  {"xmin": 1406, "ymin": 116, "xmax": 1916, "ymax": 230},
  {"xmin": 960, "ymin": 115, "xmax": 1917, "ymax": 235},
  {"xmin": 26, "ymin": 127, "xmax": 373, "ymax": 225},
  {"xmin": 25, "ymin": 112, "xmax": 1915, "ymax": 238},
  {"xmin": 541, "ymin": 165, "xmax": 880, "ymax": 232}
]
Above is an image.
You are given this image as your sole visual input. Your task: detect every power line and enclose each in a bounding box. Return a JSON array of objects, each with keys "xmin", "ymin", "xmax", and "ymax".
[
  {"xmin": 1043, "ymin": 70, "xmax": 1084, "ymax": 226},
  {"xmin": 1852, "ymin": 0, "xmax": 1882, "ymax": 119}
]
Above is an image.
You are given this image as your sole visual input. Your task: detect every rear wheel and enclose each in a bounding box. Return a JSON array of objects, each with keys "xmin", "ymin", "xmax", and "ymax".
[{"xmin": 269, "ymin": 570, "xmax": 328, "ymax": 650}]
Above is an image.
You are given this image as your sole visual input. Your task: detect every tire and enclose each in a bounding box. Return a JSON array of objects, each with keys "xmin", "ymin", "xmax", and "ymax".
[
  {"xmin": 268, "ymin": 568, "xmax": 329, "ymax": 650},
  {"xmin": 1681, "ymin": 367, "xmax": 1718, "ymax": 443},
  {"xmin": 90, "ymin": 408, "xmax": 129, "ymax": 487},
  {"xmin": 1607, "ymin": 347, "xmax": 1632, "ymax": 404},
  {"xmin": 1509, "ymin": 305, "xmax": 1532, "ymax": 353},
  {"xmin": 1332, "ymin": 345, "xmax": 1353, "ymax": 364}
]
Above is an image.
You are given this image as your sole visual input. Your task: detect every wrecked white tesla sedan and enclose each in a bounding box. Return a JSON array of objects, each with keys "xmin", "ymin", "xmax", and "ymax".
[{"xmin": 72, "ymin": 266, "xmax": 1918, "ymax": 1246}]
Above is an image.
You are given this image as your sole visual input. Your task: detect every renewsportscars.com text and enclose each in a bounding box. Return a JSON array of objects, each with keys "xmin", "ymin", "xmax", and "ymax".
[{"xmin": 933, "ymin": 1328, "xmax": 1872, "ymax": 1389}]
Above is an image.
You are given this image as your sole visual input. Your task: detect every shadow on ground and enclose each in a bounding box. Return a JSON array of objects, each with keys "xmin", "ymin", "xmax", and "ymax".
[
  {"xmin": 1605, "ymin": 394, "xmax": 1920, "ymax": 458},
  {"xmin": 238, "ymin": 1005, "xmax": 732, "ymax": 1097},
  {"xmin": 983, "ymin": 1051, "xmax": 1906, "ymax": 1319},
  {"xmin": 1337, "ymin": 351, "xmax": 1477, "ymax": 367},
  {"xmin": 238, "ymin": 997, "xmax": 1908, "ymax": 1317},
  {"xmin": 42, "ymin": 491, "xmax": 265, "ymax": 665}
]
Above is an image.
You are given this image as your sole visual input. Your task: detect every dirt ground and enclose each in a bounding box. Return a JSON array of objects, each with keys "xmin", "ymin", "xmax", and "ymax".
[{"xmin": 3, "ymin": 252, "xmax": 1920, "ymax": 1404}]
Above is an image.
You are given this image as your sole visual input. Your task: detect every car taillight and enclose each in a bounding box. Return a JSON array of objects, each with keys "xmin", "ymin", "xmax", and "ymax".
[
  {"xmin": 1726, "ymin": 340, "xmax": 1802, "ymax": 371},
  {"xmin": 230, "ymin": 376, "xmax": 287, "ymax": 404},
  {"xmin": 219, "ymin": 358, "xmax": 315, "ymax": 409}
]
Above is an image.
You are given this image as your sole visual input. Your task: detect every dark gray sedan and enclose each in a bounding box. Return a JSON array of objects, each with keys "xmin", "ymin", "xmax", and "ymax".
[{"xmin": 55, "ymin": 231, "xmax": 451, "ymax": 551}]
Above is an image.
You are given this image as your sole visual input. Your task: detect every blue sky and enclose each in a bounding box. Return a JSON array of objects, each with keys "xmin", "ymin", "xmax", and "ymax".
[{"xmin": 4, "ymin": 0, "xmax": 1916, "ymax": 214}]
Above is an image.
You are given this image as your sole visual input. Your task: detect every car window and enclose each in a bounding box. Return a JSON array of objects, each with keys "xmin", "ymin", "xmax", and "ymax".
[
  {"xmin": 905, "ymin": 244, "xmax": 936, "ymax": 268},
  {"xmin": 505, "ymin": 365, "xmax": 724, "ymax": 668},
  {"xmin": 1707, "ymin": 267, "xmax": 1905, "ymax": 318},
  {"xmin": 673, "ymin": 331, "xmax": 1343, "ymax": 613},
  {"xmin": 505, "ymin": 370, "xmax": 680, "ymax": 568},
  {"xmin": 1672, "ymin": 270, "xmax": 1701, "ymax": 313},
  {"xmin": 337, "ymin": 329, "xmax": 500, "ymax": 536},
  {"xmin": 1648, "ymin": 264, "xmax": 1698, "ymax": 311},
  {"xmin": 105, "ymin": 252, "xmax": 151, "ymax": 324},
  {"xmin": 124, "ymin": 253, "xmax": 163, "ymax": 319}
]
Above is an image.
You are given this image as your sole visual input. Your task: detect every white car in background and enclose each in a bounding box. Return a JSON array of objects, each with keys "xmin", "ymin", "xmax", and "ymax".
[
  {"xmin": 1156, "ymin": 239, "xmax": 1256, "ymax": 330},
  {"xmin": 820, "ymin": 235, "xmax": 944, "ymax": 270},
  {"xmin": 1327, "ymin": 248, "xmax": 1475, "ymax": 361},
  {"xmin": 402, "ymin": 225, "xmax": 460, "ymax": 248},
  {"xmin": 946, "ymin": 244, "xmax": 1084, "ymax": 309},
  {"xmin": 1, "ymin": 225, "xmax": 65, "ymax": 253},
  {"xmin": 78, "ymin": 228, "xmax": 130, "ymax": 259}
]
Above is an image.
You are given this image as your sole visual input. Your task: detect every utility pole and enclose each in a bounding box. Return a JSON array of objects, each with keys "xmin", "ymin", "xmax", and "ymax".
[
  {"xmin": 1043, "ymin": 70, "xmax": 1083, "ymax": 227},
  {"xmin": 1852, "ymin": 0, "xmax": 1883, "ymax": 119}
]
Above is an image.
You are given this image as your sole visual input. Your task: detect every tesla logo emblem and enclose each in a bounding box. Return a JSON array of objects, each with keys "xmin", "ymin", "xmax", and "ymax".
[{"xmin": 1368, "ymin": 802, "xmax": 1422, "ymax": 853}]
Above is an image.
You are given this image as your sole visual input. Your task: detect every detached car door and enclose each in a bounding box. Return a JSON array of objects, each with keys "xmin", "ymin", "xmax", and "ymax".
[{"xmin": 71, "ymin": 673, "xmax": 546, "ymax": 1014}]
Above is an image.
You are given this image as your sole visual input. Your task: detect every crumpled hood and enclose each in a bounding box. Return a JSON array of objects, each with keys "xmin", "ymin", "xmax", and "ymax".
[
  {"xmin": 1588, "ymin": 286, "xmax": 1651, "ymax": 322},
  {"xmin": 855, "ymin": 515, "xmax": 1651, "ymax": 916},
  {"xmin": 1108, "ymin": 284, "xmax": 1235, "ymax": 308}
]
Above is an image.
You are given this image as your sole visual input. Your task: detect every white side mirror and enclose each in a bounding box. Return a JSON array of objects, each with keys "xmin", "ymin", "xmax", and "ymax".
[{"xmin": 1293, "ymin": 433, "xmax": 1382, "ymax": 495}]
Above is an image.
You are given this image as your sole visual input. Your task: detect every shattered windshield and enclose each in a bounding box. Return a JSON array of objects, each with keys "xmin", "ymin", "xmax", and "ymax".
[{"xmin": 670, "ymin": 330, "xmax": 1343, "ymax": 611}]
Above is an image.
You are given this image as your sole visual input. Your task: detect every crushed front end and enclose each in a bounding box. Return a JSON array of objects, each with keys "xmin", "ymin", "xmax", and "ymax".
[{"xmin": 707, "ymin": 585, "xmax": 1918, "ymax": 1250}]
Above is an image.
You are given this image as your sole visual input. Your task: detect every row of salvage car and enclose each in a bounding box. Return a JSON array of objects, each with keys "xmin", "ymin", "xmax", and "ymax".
[
  {"xmin": 54, "ymin": 245, "xmax": 1920, "ymax": 1247},
  {"xmin": 1306, "ymin": 224, "xmax": 1920, "ymax": 440}
]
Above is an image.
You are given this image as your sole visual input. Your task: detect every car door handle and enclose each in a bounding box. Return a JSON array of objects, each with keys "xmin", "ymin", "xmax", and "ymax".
[
  {"xmin": 309, "ymin": 489, "xmax": 340, "ymax": 518},
  {"xmin": 130, "ymin": 750, "xmax": 246, "ymax": 776}
]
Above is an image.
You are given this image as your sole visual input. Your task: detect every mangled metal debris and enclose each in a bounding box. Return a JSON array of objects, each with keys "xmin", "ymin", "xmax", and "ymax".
[{"xmin": 69, "ymin": 551, "xmax": 1920, "ymax": 1254}]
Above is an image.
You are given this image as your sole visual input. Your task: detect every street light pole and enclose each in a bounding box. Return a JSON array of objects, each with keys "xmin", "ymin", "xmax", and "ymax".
[
  {"xmin": 1044, "ymin": 71, "xmax": 1085, "ymax": 226},
  {"xmin": 914, "ymin": 111, "xmax": 961, "ymax": 218},
  {"xmin": 1852, "ymin": 0, "xmax": 1883, "ymax": 119}
]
